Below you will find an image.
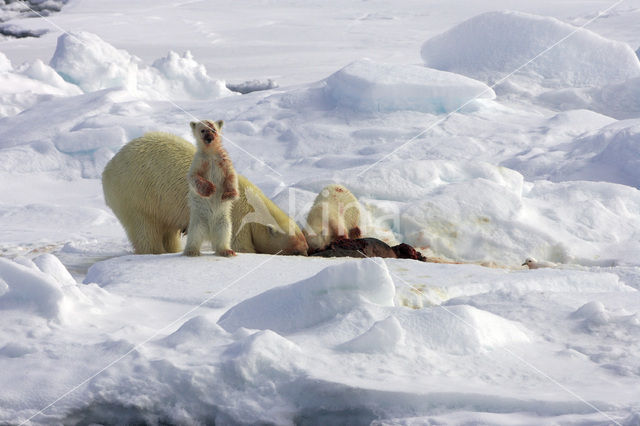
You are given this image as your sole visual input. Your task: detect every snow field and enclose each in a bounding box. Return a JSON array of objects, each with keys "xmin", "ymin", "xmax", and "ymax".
[
  {"xmin": 6, "ymin": 251, "xmax": 638, "ymax": 424},
  {"xmin": 2, "ymin": 1, "xmax": 640, "ymax": 424}
]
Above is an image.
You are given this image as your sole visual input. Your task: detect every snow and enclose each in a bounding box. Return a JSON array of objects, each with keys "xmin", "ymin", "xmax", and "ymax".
[
  {"xmin": 218, "ymin": 260, "xmax": 396, "ymax": 334},
  {"xmin": 0, "ymin": 256, "xmax": 64, "ymax": 319},
  {"xmin": 50, "ymin": 32, "xmax": 234, "ymax": 100},
  {"xmin": 324, "ymin": 59, "xmax": 495, "ymax": 113},
  {"xmin": 510, "ymin": 119, "xmax": 640, "ymax": 188},
  {"xmin": 4, "ymin": 252, "xmax": 637, "ymax": 424},
  {"xmin": 2, "ymin": 0, "xmax": 640, "ymax": 424},
  {"xmin": 0, "ymin": 52, "xmax": 81, "ymax": 117},
  {"xmin": 537, "ymin": 77, "xmax": 640, "ymax": 120},
  {"xmin": 421, "ymin": 10, "xmax": 640, "ymax": 88},
  {"xmin": 338, "ymin": 316, "xmax": 404, "ymax": 354},
  {"xmin": 32, "ymin": 253, "xmax": 76, "ymax": 286},
  {"xmin": 0, "ymin": 253, "xmax": 110, "ymax": 321},
  {"xmin": 559, "ymin": 120, "xmax": 640, "ymax": 187}
]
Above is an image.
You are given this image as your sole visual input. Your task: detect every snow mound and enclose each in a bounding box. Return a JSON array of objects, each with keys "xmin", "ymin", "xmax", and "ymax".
[
  {"xmin": 537, "ymin": 77, "xmax": 640, "ymax": 120},
  {"xmin": 50, "ymin": 32, "xmax": 136, "ymax": 93},
  {"xmin": 148, "ymin": 50, "xmax": 233, "ymax": 100},
  {"xmin": 421, "ymin": 11, "xmax": 640, "ymax": 88},
  {"xmin": 222, "ymin": 329, "xmax": 302, "ymax": 385},
  {"xmin": 0, "ymin": 52, "xmax": 81, "ymax": 117},
  {"xmin": 521, "ymin": 180, "xmax": 640, "ymax": 264},
  {"xmin": 50, "ymin": 32, "xmax": 234, "ymax": 100},
  {"xmin": 33, "ymin": 253, "xmax": 76, "ymax": 286},
  {"xmin": 550, "ymin": 119, "xmax": 640, "ymax": 187},
  {"xmin": 399, "ymin": 304, "xmax": 530, "ymax": 354},
  {"xmin": 573, "ymin": 121, "xmax": 640, "ymax": 187},
  {"xmin": 159, "ymin": 315, "xmax": 229, "ymax": 348},
  {"xmin": 570, "ymin": 301, "xmax": 610, "ymax": 327},
  {"xmin": 324, "ymin": 59, "xmax": 495, "ymax": 113},
  {"xmin": 399, "ymin": 177, "xmax": 525, "ymax": 261},
  {"xmin": 218, "ymin": 260, "xmax": 396, "ymax": 334},
  {"xmin": 339, "ymin": 316, "xmax": 404, "ymax": 353},
  {"xmin": 0, "ymin": 254, "xmax": 112, "ymax": 322},
  {"xmin": 0, "ymin": 256, "xmax": 65, "ymax": 319},
  {"xmin": 592, "ymin": 77, "xmax": 640, "ymax": 119}
]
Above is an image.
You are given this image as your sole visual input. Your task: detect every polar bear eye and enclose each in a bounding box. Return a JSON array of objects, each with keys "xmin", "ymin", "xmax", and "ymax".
[{"xmin": 201, "ymin": 129, "xmax": 205, "ymax": 133}]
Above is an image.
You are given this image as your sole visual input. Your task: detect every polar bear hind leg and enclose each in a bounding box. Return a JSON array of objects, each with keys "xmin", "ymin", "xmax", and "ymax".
[
  {"xmin": 211, "ymin": 211, "xmax": 235, "ymax": 256},
  {"xmin": 184, "ymin": 212, "xmax": 208, "ymax": 257},
  {"xmin": 162, "ymin": 229, "xmax": 182, "ymax": 253},
  {"xmin": 126, "ymin": 215, "xmax": 165, "ymax": 254}
]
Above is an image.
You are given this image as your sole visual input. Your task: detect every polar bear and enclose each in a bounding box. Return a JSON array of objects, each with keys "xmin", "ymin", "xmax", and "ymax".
[
  {"xmin": 102, "ymin": 130, "xmax": 308, "ymax": 255},
  {"xmin": 183, "ymin": 120, "xmax": 239, "ymax": 257},
  {"xmin": 303, "ymin": 184, "xmax": 362, "ymax": 252}
]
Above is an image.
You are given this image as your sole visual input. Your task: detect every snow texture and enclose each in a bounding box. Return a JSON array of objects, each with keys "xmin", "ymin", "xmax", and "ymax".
[
  {"xmin": 0, "ymin": 256, "xmax": 64, "ymax": 319},
  {"xmin": 325, "ymin": 59, "xmax": 495, "ymax": 113},
  {"xmin": 50, "ymin": 32, "xmax": 234, "ymax": 100},
  {"xmin": 2, "ymin": 1, "xmax": 640, "ymax": 424},
  {"xmin": 0, "ymin": 52, "xmax": 81, "ymax": 117},
  {"xmin": 218, "ymin": 260, "xmax": 396, "ymax": 333},
  {"xmin": 421, "ymin": 10, "xmax": 640, "ymax": 88}
]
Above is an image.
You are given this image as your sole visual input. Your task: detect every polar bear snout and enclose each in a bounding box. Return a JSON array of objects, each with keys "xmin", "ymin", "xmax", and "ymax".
[
  {"xmin": 278, "ymin": 232, "xmax": 309, "ymax": 256},
  {"xmin": 203, "ymin": 130, "xmax": 216, "ymax": 144}
]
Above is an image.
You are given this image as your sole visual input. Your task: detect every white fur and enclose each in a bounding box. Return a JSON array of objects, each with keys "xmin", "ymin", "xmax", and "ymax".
[
  {"xmin": 183, "ymin": 121, "xmax": 238, "ymax": 256},
  {"xmin": 102, "ymin": 131, "xmax": 308, "ymax": 255},
  {"xmin": 303, "ymin": 184, "xmax": 362, "ymax": 251},
  {"xmin": 522, "ymin": 257, "xmax": 557, "ymax": 269}
]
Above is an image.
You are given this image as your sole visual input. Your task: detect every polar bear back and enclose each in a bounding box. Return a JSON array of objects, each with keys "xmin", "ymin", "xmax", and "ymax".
[{"xmin": 103, "ymin": 131, "xmax": 193, "ymax": 232}]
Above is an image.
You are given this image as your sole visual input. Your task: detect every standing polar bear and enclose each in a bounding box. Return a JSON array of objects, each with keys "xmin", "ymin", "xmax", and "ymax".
[
  {"xmin": 303, "ymin": 184, "xmax": 362, "ymax": 252},
  {"xmin": 184, "ymin": 120, "xmax": 238, "ymax": 257},
  {"xmin": 102, "ymin": 128, "xmax": 308, "ymax": 256}
]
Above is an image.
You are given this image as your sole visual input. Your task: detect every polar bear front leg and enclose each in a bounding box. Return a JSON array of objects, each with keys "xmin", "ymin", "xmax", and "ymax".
[
  {"xmin": 220, "ymin": 173, "xmax": 238, "ymax": 201},
  {"xmin": 188, "ymin": 160, "xmax": 216, "ymax": 197},
  {"xmin": 194, "ymin": 175, "xmax": 216, "ymax": 197}
]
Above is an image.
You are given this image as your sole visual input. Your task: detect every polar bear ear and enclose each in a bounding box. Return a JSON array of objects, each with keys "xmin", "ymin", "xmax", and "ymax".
[
  {"xmin": 190, "ymin": 121, "xmax": 197, "ymax": 130},
  {"xmin": 215, "ymin": 120, "xmax": 224, "ymax": 131}
]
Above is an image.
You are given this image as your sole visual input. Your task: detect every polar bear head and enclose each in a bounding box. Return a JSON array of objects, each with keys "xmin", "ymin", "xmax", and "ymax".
[{"xmin": 190, "ymin": 119, "xmax": 224, "ymax": 150}]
